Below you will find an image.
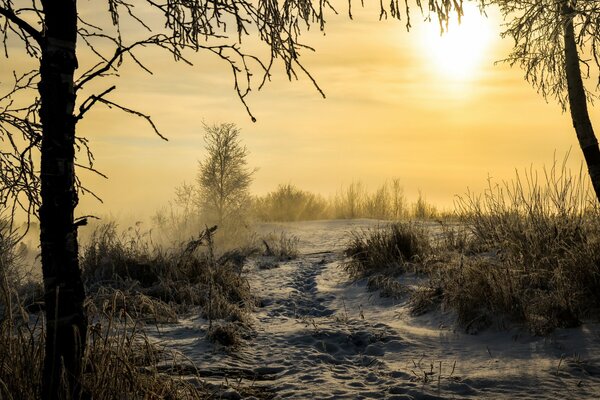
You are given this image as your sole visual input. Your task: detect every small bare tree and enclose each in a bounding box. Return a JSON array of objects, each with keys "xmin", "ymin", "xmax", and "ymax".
[
  {"xmin": 390, "ymin": 178, "xmax": 407, "ymax": 220},
  {"xmin": 198, "ymin": 123, "xmax": 254, "ymax": 227},
  {"xmin": 493, "ymin": 0, "xmax": 600, "ymax": 202}
]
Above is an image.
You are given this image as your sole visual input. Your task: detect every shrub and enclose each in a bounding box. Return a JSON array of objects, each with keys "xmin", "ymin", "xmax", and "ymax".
[
  {"xmin": 344, "ymin": 222, "xmax": 431, "ymax": 280},
  {"xmin": 419, "ymin": 159, "xmax": 600, "ymax": 334},
  {"xmin": 412, "ymin": 190, "xmax": 438, "ymax": 220},
  {"xmin": 260, "ymin": 231, "xmax": 300, "ymax": 261},
  {"xmin": 81, "ymin": 223, "xmax": 255, "ymax": 322},
  {"xmin": 253, "ymin": 184, "xmax": 330, "ymax": 222},
  {"xmin": 332, "ymin": 180, "xmax": 411, "ymax": 220},
  {"xmin": 333, "ymin": 181, "xmax": 367, "ymax": 219},
  {"xmin": 251, "ymin": 179, "xmax": 419, "ymax": 221}
]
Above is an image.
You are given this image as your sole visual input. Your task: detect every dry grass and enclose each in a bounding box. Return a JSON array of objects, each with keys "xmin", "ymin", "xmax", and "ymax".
[
  {"xmin": 0, "ymin": 307, "xmax": 44, "ymax": 399},
  {"xmin": 0, "ymin": 217, "xmax": 42, "ymax": 399},
  {"xmin": 417, "ymin": 159, "xmax": 600, "ymax": 334},
  {"xmin": 81, "ymin": 222, "xmax": 256, "ymax": 323},
  {"xmin": 206, "ymin": 322, "xmax": 246, "ymax": 348},
  {"xmin": 409, "ymin": 284, "xmax": 443, "ymax": 317},
  {"xmin": 253, "ymin": 184, "xmax": 330, "ymax": 222},
  {"xmin": 366, "ymin": 274, "xmax": 408, "ymax": 300},
  {"xmin": 341, "ymin": 159, "xmax": 600, "ymax": 334},
  {"xmin": 344, "ymin": 222, "xmax": 432, "ymax": 281},
  {"xmin": 82, "ymin": 302, "xmax": 210, "ymax": 400},
  {"xmin": 0, "ymin": 218, "xmax": 262, "ymax": 399},
  {"xmin": 260, "ymin": 231, "xmax": 300, "ymax": 261},
  {"xmin": 0, "ymin": 269, "xmax": 211, "ymax": 399}
]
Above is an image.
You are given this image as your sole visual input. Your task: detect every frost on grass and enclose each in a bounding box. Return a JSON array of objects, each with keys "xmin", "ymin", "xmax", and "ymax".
[
  {"xmin": 3, "ymin": 217, "xmax": 600, "ymax": 399},
  {"xmin": 81, "ymin": 222, "xmax": 256, "ymax": 323},
  {"xmin": 345, "ymin": 161, "xmax": 600, "ymax": 335}
]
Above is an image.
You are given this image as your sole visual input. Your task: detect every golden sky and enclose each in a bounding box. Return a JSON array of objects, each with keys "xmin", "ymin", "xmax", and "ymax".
[{"xmin": 2, "ymin": 2, "xmax": 596, "ymax": 218}]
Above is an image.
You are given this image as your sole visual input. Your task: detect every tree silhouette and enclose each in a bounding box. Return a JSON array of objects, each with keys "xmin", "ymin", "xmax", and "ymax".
[
  {"xmin": 197, "ymin": 123, "xmax": 254, "ymax": 226},
  {"xmin": 0, "ymin": 0, "xmax": 462, "ymax": 397},
  {"xmin": 0, "ymin": 1, "xmax": 327, "ymax": 397},
  {"xmin": 495, "ymin": 0, "xmax": 600, "ymax": 202}
]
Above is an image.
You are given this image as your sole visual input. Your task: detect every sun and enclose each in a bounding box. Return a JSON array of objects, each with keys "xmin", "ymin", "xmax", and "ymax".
[{"xmin": 419, "ymin": 5, "xmax": 494, "ymax": 80}]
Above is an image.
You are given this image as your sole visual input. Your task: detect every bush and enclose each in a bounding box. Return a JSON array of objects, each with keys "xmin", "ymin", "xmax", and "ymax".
[
  {"xmin": 412, "ymin": 190, "xmax": 438, "ymax": 220},
  {"xmin": 81, "ymin": 223, "xmax": 255, "ymax": 322},
  {"xmin": 419, "ymin": 160, "xmax": 600, "ymax": 334},
  {"xmin": 260, "ymin": 231, "xmax": 300, "ymax": 261},
  {"xmin": 253, "ymin": 184, "xmax": 330, "ymax": 222},
  {"xmin": 333, "ymin": 181, "xmax": 367, "ymax": 219},
  {"xmin": 252, "ymin": 179, "xmax": 437, "ymax": 222},
  {"xmin": 344, "ymin": 222, "xmax": 431, "ymax": 280},
  {"xmin": 331, "ymin": 180, "xmax": 411, "ymax": 220}
]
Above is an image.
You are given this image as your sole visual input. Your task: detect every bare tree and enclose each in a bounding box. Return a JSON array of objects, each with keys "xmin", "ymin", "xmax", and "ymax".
[
  {"xmin": 197, "ymin": 123, "xmax": 255, "ymax": 226},
  {"xmin": 0, "ymin": 0, "xmax": 463, "ymax": 397},
  {"xmin": 0, "ymin": 1, "xmax": 328, "ymax": 397},
  {"xmin": 390, "ymin": 178, "xmax": 407, "ymax": 220},
  {"xmin": 493, "ymin": 0, "xmax": 600, "ymax": 202}
]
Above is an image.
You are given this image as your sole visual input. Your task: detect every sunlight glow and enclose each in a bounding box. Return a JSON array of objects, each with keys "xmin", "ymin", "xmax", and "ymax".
[{"xmin": 420, "ymin": 6, "xmax": 494, "ymax": 80}]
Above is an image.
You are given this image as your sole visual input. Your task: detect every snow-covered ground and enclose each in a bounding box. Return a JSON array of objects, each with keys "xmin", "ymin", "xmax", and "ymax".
[{"xmin": 152, "ymin": 219, "xmax": 600, "ymax": 399}]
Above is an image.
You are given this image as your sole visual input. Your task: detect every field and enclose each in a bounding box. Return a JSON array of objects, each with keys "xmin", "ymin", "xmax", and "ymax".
[
  {"xmin": 3, "ymin": 215, "xmax": 600, "ymax": 399},
  {"xmin": 3, "ymin": 163, "xmax": 600, "ymax": 399},
  {"xmin": 153, "ymin": 219, "xmax": 600, "ymax": 399}
]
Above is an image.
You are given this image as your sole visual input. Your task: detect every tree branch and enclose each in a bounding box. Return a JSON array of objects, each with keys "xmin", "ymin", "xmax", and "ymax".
[
  {"xmin": 98, "ymin": 97, "xmax": 168, "ymax": 141},
  {"xmin": 76, "ymin": 86, "xmax": 116, "ymax": 120},
  {"xmin": 0, "ymin": 6, "xmax": 43, "ymax": 45},
  {"xmin": 75, "ymin": 46, "xmax": 133, "ymax": 91}
]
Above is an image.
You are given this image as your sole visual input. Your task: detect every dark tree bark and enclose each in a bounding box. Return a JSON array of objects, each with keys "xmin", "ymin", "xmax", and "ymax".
[
  {"xmin": 38, "ymin": 1, "xmax": 87, "ymax": 398},
  {"xmin": 562, "ymin": 2, "xmax": 600, "ymax": 202}
]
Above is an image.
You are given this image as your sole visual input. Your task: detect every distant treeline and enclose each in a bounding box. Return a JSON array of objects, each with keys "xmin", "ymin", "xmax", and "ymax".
[
  {"xmin": 252, "ymin": 180, "xmax": 439, "ymax": 222},
  {"xmin": 151, "ymin": 125, "xmax": 440, "ymax": 238},
  {"xmin": 151, "ymin": 179, "xmax": 441, "ymax": 247}
]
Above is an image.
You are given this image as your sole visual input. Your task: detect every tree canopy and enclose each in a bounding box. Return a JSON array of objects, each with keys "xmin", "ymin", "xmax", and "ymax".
[
  {"xmin": 197, "ymin": 122, "xmax": 254, "ymax": 226},
  {"xmin": 494, "ymin": 0, "xmax": 600, "ymax": 201},
  {"xmin": 495, "ymin": 0, "xmax": 600, "ymax": 108}
]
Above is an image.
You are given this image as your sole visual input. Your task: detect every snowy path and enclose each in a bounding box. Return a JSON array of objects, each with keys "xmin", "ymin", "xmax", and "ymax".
[
  {"xmin": 245, "ymin": 252, "xmax": 422, "ymax": 399},
  {"xmin": 153, "ymin": 220, "xmax": 600, "ymax": 399},
  {"xmin": 186, "ymin": 248, "xmax": 443, "ymax": 399}
]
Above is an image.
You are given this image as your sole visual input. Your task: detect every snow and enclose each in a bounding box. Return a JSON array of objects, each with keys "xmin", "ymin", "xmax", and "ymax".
[{"xmin": 150, "ymin": 219, "xmax": 600, "ymax": 399}]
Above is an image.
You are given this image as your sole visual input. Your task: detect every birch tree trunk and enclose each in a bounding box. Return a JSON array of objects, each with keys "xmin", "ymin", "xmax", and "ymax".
[
  {"xmin": 38, "ymin": 1, "xmax": 87, "ymax": 398},
  {"xmin": 562, "ymin": 2, "xmax": 600, "ymax": 202}
]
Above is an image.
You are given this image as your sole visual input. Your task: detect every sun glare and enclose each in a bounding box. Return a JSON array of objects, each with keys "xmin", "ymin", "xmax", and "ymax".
[{"xmin": 419, "ymin": 6, "xmax": 495, "ymax": 80}]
